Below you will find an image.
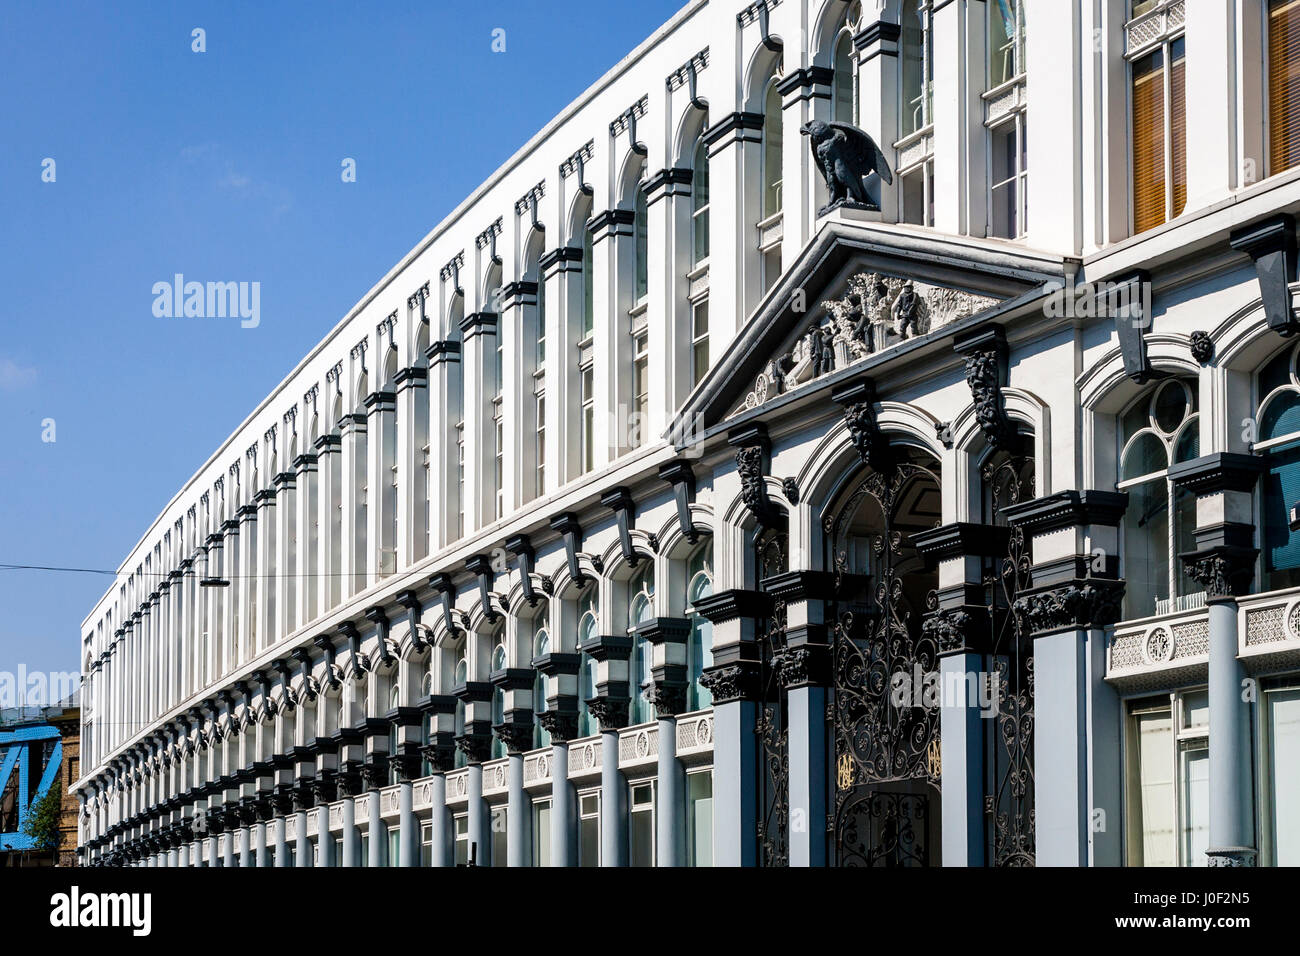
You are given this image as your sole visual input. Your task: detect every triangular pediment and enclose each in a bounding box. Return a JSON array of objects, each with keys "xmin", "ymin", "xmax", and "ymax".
[{"xmin": 675, "ymin": 218, "xmax": 1069, "ymax": 437}]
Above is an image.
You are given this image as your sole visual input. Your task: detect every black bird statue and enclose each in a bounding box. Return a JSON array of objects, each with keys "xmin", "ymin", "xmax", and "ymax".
[{"xmin": 800, "ymin": 119, "xmax": 893, "ymax": 214}]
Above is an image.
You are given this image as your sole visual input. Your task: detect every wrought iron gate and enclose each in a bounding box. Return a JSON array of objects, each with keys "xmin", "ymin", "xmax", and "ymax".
[
  {"xmin": 981, "ymin": 452, "xmax": 1036, "ymax": 866},
  {"xmin": 824, "ymin": 462, "xmax": 942, "ymax": 867}
]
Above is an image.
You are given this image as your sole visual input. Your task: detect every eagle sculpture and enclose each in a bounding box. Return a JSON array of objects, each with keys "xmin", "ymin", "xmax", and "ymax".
[{"xmin": 800, "ymin": 119, "xmax": 893, "ymax": 213}]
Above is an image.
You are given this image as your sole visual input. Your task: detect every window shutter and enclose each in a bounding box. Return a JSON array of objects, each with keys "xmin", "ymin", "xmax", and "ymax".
[
  {"xmin": 1132, "ymin": 51, "xmax": 1167, "ymax": 234},
  {"xmin": 1270, "ymin": 0, "xmax": 1300, "ymax": 174}
]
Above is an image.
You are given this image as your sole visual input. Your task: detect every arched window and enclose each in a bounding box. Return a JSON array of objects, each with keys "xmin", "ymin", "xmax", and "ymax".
[
  {"xmin": 1117, "ymin": 379, "xmax": 1201, "ymax": 617},
  {"xmin": 1257, "ymin": 342, "xmax": 1300, "ymax": 591},
  {"xmin": 532, "ymin": 617, "xmax": 551, "ymax": 750},
  {"xmin": 900, "ymin": 0, "xmax": 933, "ymax": 137},
  {"xmin": 691, "ymin": 134, "xmax": 710, "ymax": 266},
  {"xmin": 634, "ymin": 170, "xmax": 649, "ymax": 303},
  {"xmin": 453, "ymin": 654, "xmax": 468, "ymax": 769},
  {"xmin": 832, "ymin": 31, "xmax": 855, "ymax": 124},
  {"xmin": 627, "ymin": 562, "xmax": 656, "ymax": 724},
  {"xmin": 762, "ymin": 78, "xmax": 783, "ymax": 218},
  {"xmin": 491, "ymin": 643, "xmax": 507, "ymax": 759},
  {"xmin": 685, "ymin": 542, "xmax": 714, "ymax": 711},
  {"xmin": 577, "ymin": 587, "xmax": 599, "ymax": 736}
]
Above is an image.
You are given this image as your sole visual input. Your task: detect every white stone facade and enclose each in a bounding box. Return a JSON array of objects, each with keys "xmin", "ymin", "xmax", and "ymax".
[{"xmin": 76, "ymin": 0, "xmax": 1300, "ymax": 867}]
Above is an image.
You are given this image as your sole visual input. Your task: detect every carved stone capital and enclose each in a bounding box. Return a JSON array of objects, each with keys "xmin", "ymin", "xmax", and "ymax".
[
  {"xmin": 1182, "ymin": 546, "xmax": 1258, "ymax": 601},
  {"xmin": 586, "ymin": 696, "xmax": 630, "ymax": 733},
  {"xmin": 538, "ymin": 710, "xmax": 579, "ymax": 744},
  {"xmin": 699, "ymin": 660, "xmax": 761, "ymax": 704},
  {"xmin": 493, "ymin": 721, "xmax": 534, "ymax": 756},
  {"xmin": 1013, "ymin": 580, "xmax": 1125, "ymax": 635},
  {"xmin": 923, "ymin": 607, "xmax": 974, "ymax": 655}
]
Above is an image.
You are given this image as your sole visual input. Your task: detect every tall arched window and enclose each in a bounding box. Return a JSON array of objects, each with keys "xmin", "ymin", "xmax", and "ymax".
[
  {"xmin": 490, "ymin": 642, "xmax": 507, "ymax": 759},
  {"xmin": 532, "ymin": 616, "xmax": 551, "ymax": 750},
  {"xmin": 627, "ymin": 562, "xmax": 656, "ymax": 724},
  {"xmin": 691, "ymin": 134, "xmax": 710, "ymax": 266},
  {"xmin": 685, "ymin": 542, "xmax": 714, "ymax": 711},
  {"xmin": 1257, "ymin": 342, "xmax": 1300, "ymax": 591},
  {"xmin": 567, "ymin": 587, "xmax": 596, "ymax": 736},
  {"xmin": 634, "ymin": 171, "xmax": 649, "ymax": 304},
  {"xmin": 832, "ymin": 31, "xmax": 855, "ymax": 124},
  {"xmin": 762, "ymin": 79, "xmax": 783, "ymax": 218},
  {"xmin": 453, "ymin": 654, "xmax": 468, "ymax": 769},
  {"xmin": 900, "ymin": 0, "xmax": 933, "ymax": 137},
  {"xmin": 1117, "ymin": 379, "xmax": 1201, "ymax": 617}
]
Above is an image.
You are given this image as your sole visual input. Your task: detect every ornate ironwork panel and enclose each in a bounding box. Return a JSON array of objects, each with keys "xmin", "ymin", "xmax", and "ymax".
[
  {"xmin": 825, "ymin": 461, "xmax": 942, "ymax": 867},
  {"xmin": 755, "ymin": 527, "xmax": 789, "ymax": 867},
  {"xmin": 981, "ymin": 452, "xmax": 1036, "ymax": 867}
]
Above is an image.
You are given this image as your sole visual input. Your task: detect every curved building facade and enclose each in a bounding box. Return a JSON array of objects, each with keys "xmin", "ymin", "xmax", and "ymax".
[{"xmin": 77, "ymin": 0, "xmax": 1300, "ymax": 867}]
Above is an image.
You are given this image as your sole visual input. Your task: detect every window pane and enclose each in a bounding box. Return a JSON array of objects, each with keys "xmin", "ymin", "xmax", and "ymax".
[
  {"xmin": 1130, "ymin": 707, "xmax": 1175, "ymax": 866},
  {"xmin": 492, "ymin": 807, "xmax": 508, "ymax": 867},
  {"xmin": 1268, "ymin": 687, "xmax": 1300, "ymax": 864},
  {"xmin": 1261, "ymin": 390, "xmax": 1300, "ymax": 442},
  {"xmin": 763, "ymin": 81, "xmax": 783, "ymax": 216},
  {"xmin": 533, "ymin": 802, "xmax": 551, "ymax": 866},
  {"xmin": 1132, "ymin": 50, "xmax": 1167, "ymax": 233},
  {"xmin": 1122, "ymin": 478, "xmax": 1169, "ymax": 616},
  {"xmin": 1269, "ymin": 0, "xmax": 1300, "ymax": 174},
  {"xmin": 1179, "ymin": 743, "xmax": 1209, "ymax": 866},
  {"xmin": 1170, "ymin": 38, "xmax": 1186, "ymax": 219},
  {"xmin": 1264, "ymin": 443, "xmax": 1300, "ymax": 588},
  {"xmin": 580, "ymin": 811, "xmax": 600, "ymax": 867},
  {"xmin": 1121, "ymin": 432, "xmax": 1166, "ymax": 480},
  {"xmin": 687, "ymin": 771, "xmax": 714, "ymax": 866}
]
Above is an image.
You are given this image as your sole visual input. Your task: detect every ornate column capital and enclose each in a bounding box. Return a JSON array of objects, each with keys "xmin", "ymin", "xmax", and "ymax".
[
  {"xmin": 699, "ymin": 661, "xmax": 762, "ymax": 704},
  {"xmin": 1182, "ymin": 546, "xmax": 1258, "ymax": 602},
  {"xmin": 1013, "ymin": 580, "xmax": 1126, "ymax": 636}
]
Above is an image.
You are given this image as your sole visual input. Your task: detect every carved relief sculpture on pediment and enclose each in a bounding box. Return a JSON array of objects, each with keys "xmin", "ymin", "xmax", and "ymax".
[{"xmin": 734, "ymin": 272, "xmax": 998, "ymax": 417}]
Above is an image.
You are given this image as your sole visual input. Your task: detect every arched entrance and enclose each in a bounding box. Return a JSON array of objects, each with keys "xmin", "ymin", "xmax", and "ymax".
[{"xmin": 823, "ymin": 449, "xmax": 942, "ymax": 866}]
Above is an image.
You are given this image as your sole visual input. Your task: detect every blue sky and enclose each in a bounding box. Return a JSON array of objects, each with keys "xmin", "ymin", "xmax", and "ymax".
[{"xmin": 0, "ymin": 0, "xmax": 685, "ymax": 691}]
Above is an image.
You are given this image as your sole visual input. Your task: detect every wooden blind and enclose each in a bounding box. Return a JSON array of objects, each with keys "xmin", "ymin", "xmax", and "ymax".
[
  {"xmin": 1270, "ymin": 0, "xmax": 1300, "ymax": 174},
  {"xmin": 1132, "ymin": 51, "xmax": 1167, "ymax": 234},
  {"xmin": 1170, "ymin": 41, "xmax": 1186, "ymax": 219}
]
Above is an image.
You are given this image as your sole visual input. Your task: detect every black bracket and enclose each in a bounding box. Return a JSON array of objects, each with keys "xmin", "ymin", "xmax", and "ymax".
[
  {"xmin": 659, "ymin": 460, "xmax": 698, "ymax": 544},
  {"xmin": 602, "ymin": 487, "xmax": 640, "ymax": 567},
  {"xmin": 506, "ymin": 534, "xmax": 538, "ymax": 607},
  {"xmin": 1230, "ymin": 213, "xmax": 1298, "ymax": 336},
  {"xmin": 465, "ymin": 554, "xmax": 499, "ymax": 624},
  {"xmin": 549, "ymin": 512, "xmax": 587, "ymax": 586}
]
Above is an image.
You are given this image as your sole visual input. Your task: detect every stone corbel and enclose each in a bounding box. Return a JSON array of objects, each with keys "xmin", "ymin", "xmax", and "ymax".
[
  {"xmin": 465, "ymin": 554, "xmax": 501, "ymax": 624},
  {"xmin": 339, "ymin": 621, "xmax": 367, "ymax": 675},
  {"xmin": 728, "ymin": 423, "xmax": 774, "ymax": 525},
  {"xmin": 1106, "ymin": 270, "xmax": 1162, "ymax": 384},
  {"xmin": 364, "ymin": 606, "xmax": 395, "ymax": 669},
  {"xmin": 428, "ymin": 573, "xmax": 464, "ymax": 639},
  {"xmin": 395, "ymin": 590, "xmax": 426, "ymax": 652},
  {"xmin": 602, "ymin": 487, "xmax": 642, "ymax": 568},
  {"xmin": 506, "ymin": 534, "xmax": 538, "ymax": 607},
  {"xmin": 954, "ymin": 325, "xmax": 1018, "ymax": 451},
  {"xmin": 1230, "ymin": 213, "xmax": 1298, "ymax": 337},
  {"xmin": 832, "ymin": 377, "xmax": 893, "ymax": 474},
  {"xmin": 659, "ymin": 460, "xmax": 698, "ymax": 544},
  {"xmin": 549, "ymin": 512, "xmax": 592, "ymax": 585}
]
